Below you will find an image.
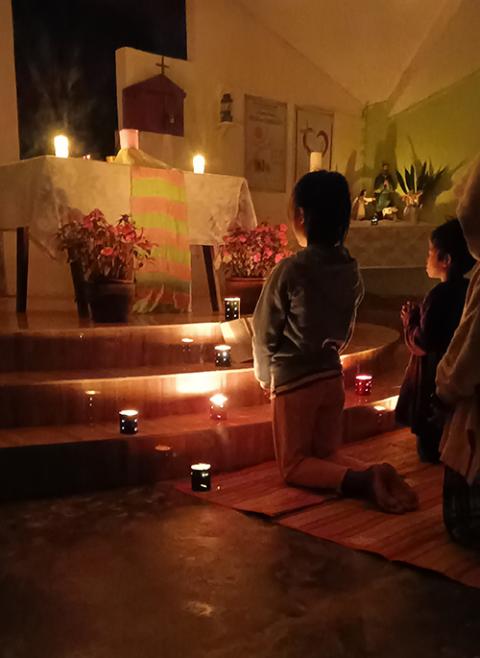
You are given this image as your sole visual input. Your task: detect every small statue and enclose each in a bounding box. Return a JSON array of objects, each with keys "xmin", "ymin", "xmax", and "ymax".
[
  {"xmin": 374, "ymin": 162, "xmax": 396, "ymax": 214},
  {"xmin": 351, "ymin": 189, "xmax": 375, "ymax": 221}
]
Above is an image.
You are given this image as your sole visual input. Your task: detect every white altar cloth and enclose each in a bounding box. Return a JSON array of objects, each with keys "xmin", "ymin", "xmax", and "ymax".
[
  {"xmin": 0, "ymin": 157, "xmax": 257, "ymax": 256},
  {"xmin": 346, "ymin": 221, "xmax": 432, "ymax": 268}
]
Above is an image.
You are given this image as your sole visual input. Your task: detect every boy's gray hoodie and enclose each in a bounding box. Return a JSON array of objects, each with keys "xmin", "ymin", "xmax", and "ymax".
[{"xmin": 252, "ymin": 244, "xmax": 364, "ymax": 391}]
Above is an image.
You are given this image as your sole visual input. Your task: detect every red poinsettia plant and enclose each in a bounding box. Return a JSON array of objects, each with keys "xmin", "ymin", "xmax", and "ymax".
[
  {"xmin": 56, "ymin": 209, "xmax": 154, "ymax": 282},
  {"xmin": 217, "ymin": 223, "xmax": 292, "ymax": 278}
]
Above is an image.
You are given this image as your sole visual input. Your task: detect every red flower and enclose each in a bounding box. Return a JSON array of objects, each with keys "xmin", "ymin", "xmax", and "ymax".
[{"xmin": 56, "ymin": 210, "xmax": 156, "ymax": 282}]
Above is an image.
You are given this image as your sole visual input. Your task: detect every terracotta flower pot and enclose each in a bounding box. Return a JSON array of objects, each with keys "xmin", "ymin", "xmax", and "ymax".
[
  {"xmin": 224, "ymin": 277, "xmax": 266, "ymax": 315},
  {"xmin": 86, "ymin": 280, "xmax": 135, "ymax": 323}
]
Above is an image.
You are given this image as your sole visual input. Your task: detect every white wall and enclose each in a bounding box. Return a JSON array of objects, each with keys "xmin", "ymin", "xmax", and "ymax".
[
  {"xmin": 0, "ymin": 0, "xmax": 19, "ymax": 164},
  {"xmin": 116, "ymin": 0, "xmax": 363, "ymax": 224}
]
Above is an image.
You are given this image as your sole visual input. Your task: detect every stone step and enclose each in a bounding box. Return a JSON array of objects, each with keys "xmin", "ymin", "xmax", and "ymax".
[
  {"xmin": 0, "ymin": 321, "xmax": 398, "ymax": 373},
  {"xmin": 0, "ymin": 323, "xmax": 401, "ymax": 429},
  {"xmin": 0, "ymin": 321, "xmax": 223, "ymax": 372},
  {"xmin": 0, "ymin": 381, "xmax": 401, "ymax": 500},
  {"xmin": 0, "ymin": 365, "xmax": 264, "ymax": 428}
]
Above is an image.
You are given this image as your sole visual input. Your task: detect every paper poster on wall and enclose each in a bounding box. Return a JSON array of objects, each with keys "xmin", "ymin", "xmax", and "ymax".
[
  {"xmin": 295, "ymin": 107, "xmax": 334, "ymax": 179},
  {"xmin": 245, "ymin": 95, "xmax": 287, "ymax": 192}
]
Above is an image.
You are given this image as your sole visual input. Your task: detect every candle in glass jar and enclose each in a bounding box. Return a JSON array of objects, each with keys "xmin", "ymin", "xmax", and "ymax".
[
  {"xmin": 224, "ymin": 297, "xmax": 240, "ymax": 321},
  {"xmin": 209, "ymin": 393, "xmax": 228, "ymax": 420},
  {"xmin": 181, "ymin": 337, "xmax": 193, "ymax": 352},
  {"xmin": 119, "ymin": 409, "xmax": 139, "ymax": 434},
  {"xmin": 85, "ymin": 389, "xmax": 98, "ymax": 426},
  {"xmin": 214, "ymin": 344, "xmax": 232, "ymax": 368},
  {"xmin": 355, "ymin": 374, "xmax": 373, "ymax": 396},
  {"xmin": 191, "ymin": 463, "xmax": 211, "ymax": 491}
]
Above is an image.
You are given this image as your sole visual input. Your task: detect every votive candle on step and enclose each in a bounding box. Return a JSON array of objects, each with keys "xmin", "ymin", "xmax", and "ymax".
[
  {"xmin": 191, "ymin": 463, "xmax": 211, "ymax": 491},
  {"xmin": 119, "ymin": 409, "xmax": 139, "ymax": 434},
  {"xmin": 215, "ymin": 344, "xmax": 232, "ymax": 368},
  {"xmin": 209, "ymin": 393, "xmax": 228, "ymax": 420},
  {"xmin": 85, "ymin": 389, "xmax": 98, "ymax": 426},
  {"xmin": 355, "ymin": 374, "xmax": 373, "ymax": 396},
  {"xmin": 224, "ymin": 297, "xmax": 241, "ymax": 321},
  {"xmin": 181, "ymin": 337, "xmax": 194, "ymax": 359}
]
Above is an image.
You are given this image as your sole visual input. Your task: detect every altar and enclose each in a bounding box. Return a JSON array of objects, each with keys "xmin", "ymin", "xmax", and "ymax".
[
  {"xmin": 346, "ymin": 220, "xmax": 432, "ymax": 269},
  {"xmin": 0, "ymin": 157, "xmax": 257, "ymax": 310}
]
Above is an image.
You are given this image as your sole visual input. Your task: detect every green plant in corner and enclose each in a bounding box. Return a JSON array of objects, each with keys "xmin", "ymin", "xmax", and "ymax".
[{"xmin": 396, "ymin": 161, "xmax": 447, "ymax": 207}]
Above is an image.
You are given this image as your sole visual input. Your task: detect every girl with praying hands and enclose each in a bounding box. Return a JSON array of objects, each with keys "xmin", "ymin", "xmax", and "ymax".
[
  {"xmin": 435, "ymin": 158, "xmax": 480, "ymax": 547},
  {"xmin": 395, "ymin": 219, "xmax": 475, "ymax": 463}
]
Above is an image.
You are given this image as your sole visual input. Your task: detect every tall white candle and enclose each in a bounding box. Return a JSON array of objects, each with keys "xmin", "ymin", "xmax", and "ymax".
[
  {"xmin": 119, "ymin": 129, "xmax": 139, "ymax": 150},
  {"xmin": 193, "ymin": 154, "xmax": 206, "ymax": 174},
  {"xmin": 309, "ymin": 151, "xmax": 323, "ymax": 172},
  {"xmin": 54, "ymin": 135, "xmax": 69, "ymax": 158}
]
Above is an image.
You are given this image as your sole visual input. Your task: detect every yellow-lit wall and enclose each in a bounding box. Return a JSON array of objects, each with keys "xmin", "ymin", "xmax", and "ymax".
[
  {"xmin": 363, "ymin": 0, "xmax": 480, "ymax": 224},
  {"xmin": 364, "ymin": 69, "xmax": 480, "ymax": 224}
]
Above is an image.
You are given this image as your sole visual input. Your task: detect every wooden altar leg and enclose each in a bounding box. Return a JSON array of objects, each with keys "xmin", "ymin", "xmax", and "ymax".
[
  {"xmin": 202, "ymin": 245, "xmax": 220, "ymax": 313},
  {"xmin": 70, "ymin": 260, "xmax": 89, "ymax": 318},
  {"xmin": 16, "ymin": 227, "xmax": 29, "ymax": 314}
]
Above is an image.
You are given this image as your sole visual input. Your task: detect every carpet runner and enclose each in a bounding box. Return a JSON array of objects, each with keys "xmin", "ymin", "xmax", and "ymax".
[
  {"xmin": 177, "ymin": 429, "xmax": 480, "ymax": 588},
  {"xmin": 176, "ymin": 461, "xmax": 335, "ymax": 517}
]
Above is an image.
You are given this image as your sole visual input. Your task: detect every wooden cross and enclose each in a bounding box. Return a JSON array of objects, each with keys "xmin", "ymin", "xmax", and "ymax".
[{"xmin": 156, "ymin": 56, "xmax": 169, "ymax": 76}]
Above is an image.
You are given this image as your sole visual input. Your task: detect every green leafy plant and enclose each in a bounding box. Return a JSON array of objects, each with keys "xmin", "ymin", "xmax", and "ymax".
[{"xmin": 396, "ymin": 162, "xmax": 447, "ymax": 206}]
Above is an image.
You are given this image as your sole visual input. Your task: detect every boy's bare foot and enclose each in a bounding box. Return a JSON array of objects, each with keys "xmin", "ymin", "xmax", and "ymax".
[{"xmin": 370, "ymin": 463, "xmax": 419, "ymax": 514}]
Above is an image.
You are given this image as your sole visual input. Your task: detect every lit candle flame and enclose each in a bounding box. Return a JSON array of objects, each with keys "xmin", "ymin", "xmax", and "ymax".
[
  {"xmin": 193, "ymin": 154, "xmax": 206, "ymax": 174},
  {"xmin": 209, "ymin": 393, "xmax": 228, "ymax": 407},
  {"xmin": 54, "ymin": 134, "xmax": 69, "ymax": 158}
]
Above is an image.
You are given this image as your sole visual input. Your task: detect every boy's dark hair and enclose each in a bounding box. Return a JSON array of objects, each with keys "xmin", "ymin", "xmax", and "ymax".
[
  {"xmin": 431, "ymin": 218, "xmax": 476, "ymax": 276},
  {"xmin": 292, "ymin": 171, "xmax": 351, "ymax": 246}
]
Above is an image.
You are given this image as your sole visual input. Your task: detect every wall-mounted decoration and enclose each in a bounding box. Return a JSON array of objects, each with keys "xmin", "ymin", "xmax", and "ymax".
[
  {"xmin": 245, "ymin": 95, "xmax": 287, "ymax": 192},
  {"xmin": 220, "ymin": 93, "xmax": 233, "ymax": 124},
  {"xmin": 295, "ymin": 107, "xmax": 334, "ymax": 179},
  {"xmin": 122, "ymin": 58, "xmax": 186, "ymax": 137}
]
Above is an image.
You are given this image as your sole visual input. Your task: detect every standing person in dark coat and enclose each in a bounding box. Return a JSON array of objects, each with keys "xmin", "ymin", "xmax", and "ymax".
[{"xmin": 396, "ymin": 219, "xmax": 476, "ymax": 462}]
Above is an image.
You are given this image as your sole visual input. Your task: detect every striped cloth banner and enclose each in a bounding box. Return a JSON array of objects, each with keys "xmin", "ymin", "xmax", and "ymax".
[{"xmin": 131, "ymin": 166, "xmax": 191, "ymax": 313}]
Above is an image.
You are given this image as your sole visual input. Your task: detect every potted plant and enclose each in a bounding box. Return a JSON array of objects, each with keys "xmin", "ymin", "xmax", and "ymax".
[
  {"xmin": 217, "ymin": 223, "xmax": 292, "ymax": 313},
  {"xmin": 396, "ymin": 162, "xmax": 446, "ymax": 223},
  {"xmin": 56, "ymin": 209, "xmax": 154, "ymax": 323}
]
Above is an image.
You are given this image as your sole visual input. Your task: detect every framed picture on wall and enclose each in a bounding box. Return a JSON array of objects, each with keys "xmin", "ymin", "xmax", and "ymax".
[
  {"xmin": 244, "ymin": 95, "xmax": 287, "ymax": 192},
  {"xmin": 295, "ymin": 107, "xmax": 334, "ymax": 180}
]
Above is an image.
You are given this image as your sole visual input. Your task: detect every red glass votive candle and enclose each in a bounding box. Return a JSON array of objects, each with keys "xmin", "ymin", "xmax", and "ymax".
[
  {"xmin": 209, "ymin": 393, "xmax": 228, "ymax": 420},
  {"xmin": 355, "ymin": 374, "xmax": 373, "ymax": 396}
]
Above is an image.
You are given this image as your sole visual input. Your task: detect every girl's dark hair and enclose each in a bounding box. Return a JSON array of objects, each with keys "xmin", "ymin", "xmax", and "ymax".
[
  {"xmin": 430, "ymin": 218, "xmax": 476, "ymax": 276},
  {"xmin": 292, "ymin": 171, "xmax": 351, "ymax": 246}
]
